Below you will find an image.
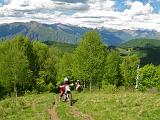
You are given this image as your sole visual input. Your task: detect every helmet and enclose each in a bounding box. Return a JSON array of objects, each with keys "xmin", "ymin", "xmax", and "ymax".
[{"xmin": 64, "ymin": 77, "xmax": 68, "ymax": 82}]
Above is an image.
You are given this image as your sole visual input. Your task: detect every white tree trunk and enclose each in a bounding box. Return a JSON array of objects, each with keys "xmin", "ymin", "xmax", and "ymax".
[
  {"xmin": 14, "ymin": 82, "xmax": 17, "ymax": 98},
  {"xmin": 83, "ymin": 80, "xmax": 86, "ymax": 88},
  {"xmin": 135, "ymin": 65, "xmax": 140, "ymax": 89},
  {"xmin": 14, "ymin": 75, "xmax": 18, "ymax": 98},
  {"xmin": 89, "ymin": 80, "xmax": 92, "ymax": 92}
]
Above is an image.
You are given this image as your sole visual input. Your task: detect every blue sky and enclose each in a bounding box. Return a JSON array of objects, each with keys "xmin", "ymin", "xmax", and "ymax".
[
  {"xmin": 0, "ymin": 0, "xmax": 160, "ymax": 31},
  {"xmin": 113, "ymin": 0, "xmax": 160, "ymax": 13}
]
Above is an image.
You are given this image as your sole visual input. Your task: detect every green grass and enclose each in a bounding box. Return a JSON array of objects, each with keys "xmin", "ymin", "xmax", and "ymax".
[
  {"xmin": 120, "ymin": 39, "xmax": 160, "ymax": 48},
  {"xmin": 56, "ymin": 100, "xmax": 81, "ymax": 120},
  {"xmin": 73, "ymin": 91, "xmax": 160, "ymax": 120},
  {"xmin": 44, "ymin": 41, "xmax": 77, "ymax": 53},
  {"xmin": 0, "ymin": 93, "xmax": 53, "ymax": 120},
  {"xmin": 116, "ymin": 47, "xmax": 129, "ymax": 55},
  {"xmin": 1, "ymin": 91, "xmax": 160, "ymax": 120},
  {"xmin": 52, "ymin": 42, "xmax": 77, "ymax": 53}
]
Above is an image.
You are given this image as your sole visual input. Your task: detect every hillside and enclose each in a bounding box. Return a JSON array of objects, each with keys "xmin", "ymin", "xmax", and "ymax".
[
  {"xmin": 0, "ymin": 21, "xmax": 160, "ymax": 46},
  {"xmin": 43, "ymin": 41, "xmax": 77, "ymax": 53},
  {"xmin": 119, "ymin": 39, "xmax": 160, "ymax": 66},
  {"xmin": 120, "ymin": 38, "xmax": 160, "ymax": 48},
  {"xmin": 45, "ymin": 39, "xmax": 160, "ymax": 66},
  {"xmin": 0, "ymin": 21, "xmax": 83, "ymax": 44},
  {"xmin": 72, "ymin": 91, "xmax": 160, "ymax": 120},
  {"xmin": 0, "ymin": 93, "xmax": 53, "ymax": 120},
  {"xmin": 1, "ymin": 91, "xmax": 160, "ymax": 120}
]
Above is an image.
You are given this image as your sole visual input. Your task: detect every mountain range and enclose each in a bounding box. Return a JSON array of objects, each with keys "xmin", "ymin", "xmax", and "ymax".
[{"xmin": 0, "ymin": 21, "xmax": 160, "ymax": 46}]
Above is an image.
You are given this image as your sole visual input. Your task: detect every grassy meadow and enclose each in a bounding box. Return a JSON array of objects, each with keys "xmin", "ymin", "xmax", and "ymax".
[
  {"xmin": 76, "ymin": 91, "xmax": 160, "ymax": 120},
  {"xmin": 57, "ymin": 90, "xmax": 160, "ymax": 120},
  {"xmin": 1, "ymin": 90, "xmax": 160, "ymax": 120},
  {"xmin": 0, "ymin": 93, "xmax": 53, "ymax": 120}
]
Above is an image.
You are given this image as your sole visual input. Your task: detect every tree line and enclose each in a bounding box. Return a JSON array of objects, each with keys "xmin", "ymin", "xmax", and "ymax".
[{"xmin": 0, "ymin": 31, "xmax": 160, "ymax": 98}]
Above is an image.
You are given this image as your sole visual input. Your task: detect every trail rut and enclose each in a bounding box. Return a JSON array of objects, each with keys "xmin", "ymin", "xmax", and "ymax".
[
  {"xmin": 72, "ymin": 106, "xmax": 93, "ymax": 120},
  {"xmin": 49, "ymin": 96, "xmax": 59, "ymax": 120}
]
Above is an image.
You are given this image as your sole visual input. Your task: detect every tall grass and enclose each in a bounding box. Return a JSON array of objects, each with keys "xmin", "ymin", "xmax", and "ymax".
[
  {"xmin": 74, "ymin": 91, "xmax": 160, "ymax": 120},
  {"xmin": 1, "ymin": 90, "xmax": 160, "ymax": 120},
  {"xmin": 0, "ymin": 93, "xmax": 53, "ymax": 120},
  {"xmin": 56, "ymin": 101, "xmax": 81, "ymax": 120}
]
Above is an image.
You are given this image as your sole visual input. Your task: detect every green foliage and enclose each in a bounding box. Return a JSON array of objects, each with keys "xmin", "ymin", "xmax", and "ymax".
[
  {"xmin": 1, "ymin": 32, "xmax": 160, "ymax": 97},
  {"xmin": 120, "ymin": 55, "xmax": 140, "ymax": 87},
  {"xmin": 44, "ymin": 41, "xmax": 77, "ymax": 53},
  {"xmin": 120, "ymin": 38, "xmax": 160, "ymax": 66},
  {"xmin": 103, "ymin": 50, "xmax": 122, "ymax": 87},
  {"xmin": 71, "ymin": 31, "xmax": 106, "ymax": 87},
  {"xmin": 47, "ymin": 82, "xmax": 54, "ymax": 92},
  {"xmin": 139, "ymin": 64, "xmax": 160, "ymax": 90},
  {"xmin": 32, "ymin": 41, "xmax": 49, "ymax": 70},
  {"xmin": 102, "ymin": 84, "xmax": 117, "ymax": 93},
  {"xmin": 32, "ymin": 41, "xmax": 58, "ymax": 92},
  {"xmin": 48, "ymin": 47, "xmax": 63, "ymax": 63},
  {"xmin": 35, "ymin": 78, "xmax": 48, "ymax": 93},
  {"xmin": 12, "ymin": 35, "xmax": 36, "ymax": 73},
  {"xmin": 56, "ymin": 53, "xmax": 73, "ymax": 85},
  {"xmin": 0, "ymin": 36, "xmax": 59, "ymax": 97},
  {"xmin": 0, "ymin": 40, "xmax": 31, "ymax": 97},
  {"xmin": 120, "ymin": 38, "xmax": 160, "ymax": 48},
  {"xmin": 48, "ymin": 47, "xmax": 63, "ymax": 84}
]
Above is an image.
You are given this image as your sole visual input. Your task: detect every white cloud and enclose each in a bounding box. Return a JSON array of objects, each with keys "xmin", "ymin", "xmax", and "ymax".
[
  {"xmin": 72, "ymin": 0, "xmax": 160, "ymax": 31},
  {"xmin": 2, "ymin": 0, "xmax": 54, "ymax": 10},
  {"xmin": 89, "ymin": 0, "xmax": 115, "ymax": 11},
  {"xmin": 0, "ymin": 0, "xmax": 160, "ymax": 31},
  {"xmin": 125, "ymin": 0, "xmax": 132, "ymax": 7},
  {"xmin": 125, "ymin": 1, "xmax": 153, "ymax": 15}
]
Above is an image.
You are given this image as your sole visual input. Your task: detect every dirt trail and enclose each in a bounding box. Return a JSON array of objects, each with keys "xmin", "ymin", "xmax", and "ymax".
[
  {"xmin": 49, "ymin": 96, "xmax": 59, "ymax": 120},
  {"xmin": 72, "ymin": 106, "xmax": 93, "ymax": 120},
  {"xmin": 49, "ymin": 95, "xmax": 93, "ymax": 120}
]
